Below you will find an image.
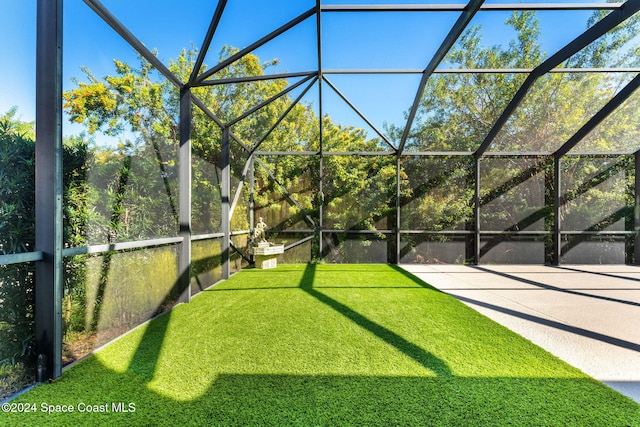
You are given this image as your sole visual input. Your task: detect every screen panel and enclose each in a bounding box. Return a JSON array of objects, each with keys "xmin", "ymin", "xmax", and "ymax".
[
  {"xmin": 401, "ymin": 156, "xmax": 474, "ymax": 231},
  {"xmin": 480, "ymin": 157, "xmax": 549, "ymax": 232},
  {"xmin": 399, "ymin": 234, "xmax": 470, "ymax": 264},
  {"xmin": 322, "ymin": 155, "xmax": 395, "ymax": 231},
  {"xmin": 322, "ymin": 232, "xmax": 390, "ymax": 263},
  {"xmin": 62, "ymin": 245, "xmax": 181, "ymax": 364}
]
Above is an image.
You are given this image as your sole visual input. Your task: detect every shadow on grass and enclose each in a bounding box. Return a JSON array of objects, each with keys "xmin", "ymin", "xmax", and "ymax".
[
  {"xmin": 5, "ymin": 264, "xmax": 640, "ymax": 426},
  {"xmin": 299, "ymin": 264, "xmax": 452, "ymax": 377},
  {"xmin": 388, "ymin": 264, "xmax": 442, "ymax": 290},
  {"xmin": 4, "ymin": 360, "xmax": 639, "ymax": 426}
]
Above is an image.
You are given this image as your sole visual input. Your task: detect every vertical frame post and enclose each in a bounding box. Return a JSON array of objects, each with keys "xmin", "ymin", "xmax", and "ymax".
[
  {"xmin": 474, "ymin": 156, "xmax": 481, "ymax": 264},
  {"xmin": 544, "ymin": 156, "xmax": 555, "ymax": 264},
  {"xmin": 249, "ymin": 153, "xmax": 255, "ymax": 264},
  {"xmin": 249, "ymin": 155, "xmax": 255, "ymax": 231},
  {"xmin": 624, "ymin": 154, "xmax": 633, "ymax": 264},
  {"xmin": 634, "ymin": 151, "xmax": 640, "ymax": 264},
  {"xmin": 35, "ymin": 0, "xmax": 63, "ymax": 381},
  {"xmin": 221, "ymin": 127, "xmax": 231, "ymax": 278},
  {"xmin": 316, "ymin": 0, "xmax": 323, "ymax": 262},
  {"xmin": 553, "ymin": 155, "xmax": 562, "ymax": 265},
  {"xmin": 394, "ymin": 154, "xmax": 401, "ymax": 264},
  {"xmin": 318, "ymin": 155, "xmax": 324, "ymax": 261},
  {"xmin": 178, "ymin": 87, "xmax": 192, "ymax": 302}
]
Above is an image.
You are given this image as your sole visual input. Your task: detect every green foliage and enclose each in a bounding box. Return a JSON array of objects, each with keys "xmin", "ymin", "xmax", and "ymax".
[
  {"xmin": 399, "ymin": 11, "xmax": 639, "ymax": 154},
  {"xmin": 0, "ymin": 109, "xmax": 36, "ymax": 391},
  {"xmin": 0, "ymin": 108, "xmax": 36, "ymax": 255}
]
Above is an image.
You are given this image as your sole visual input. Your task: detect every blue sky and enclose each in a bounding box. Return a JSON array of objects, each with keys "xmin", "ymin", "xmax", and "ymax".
[{"xmin": 0, "ymin": 0, "xmax": 618, "ymax": 143}]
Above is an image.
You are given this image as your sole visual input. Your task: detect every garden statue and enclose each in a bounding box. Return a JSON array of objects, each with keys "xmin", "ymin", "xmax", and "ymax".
[
  {"xmin": 253, "ymin": 217, "xmax": 268, "ymax": 246},
  {"xmin": 250, "ymin": 216, "xmax": 283, "ymax": 268}
]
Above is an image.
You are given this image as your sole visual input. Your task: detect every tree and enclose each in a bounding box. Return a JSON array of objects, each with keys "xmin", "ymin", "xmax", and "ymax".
[{"xmin": 395, "ymin": 10, "xmax": 639, "ymax": 262}]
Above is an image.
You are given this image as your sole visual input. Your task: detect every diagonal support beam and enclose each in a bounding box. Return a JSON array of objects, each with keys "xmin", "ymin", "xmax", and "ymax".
[
  {"xmin": 83, "ymin": 0, "xmax": 183, "ymax": 88},
  {"xmin": 197, "ymin": 71, "xmax": 316, "ymax": 87},
  {"xmin": 480, "ymin": 159, "xmax": 548, "ymax": 206},
  {"xmin": 254, "ymin": 157, "xmax": 317, "ymax": 228},
  {"xmin": 229, "ymin": 155, "xmax": 253, "ymax": 219},
  {"xmin": 323, "ymin": 76, "xmax": 397, "ymax": 152},
  {"xmin": 284, "ymin": 234, "xmax": 316, "ymax": 251},
  {"xmin": 554, "ymin": 73, "xmax": 640, "ymax": 157},
  {"xmin": 191, "ymin": 93, "xmax": 316, "ymax": 230},
  {"xmin": 226, "ymin": 74, "xmax": 316, "ymax": 127},
  {"xmin": 475, "ymin": 0, "xmax": 640, "ymax": 157},
  {"xmin": 197, "ymin": 8, "xmax": 316, "ymax": 83},
  {"xmin": 229, "ymin": 240, "xmax": 252, "ymax": 265},
  {"xmin": 190, "ymin": 93, "xmax": 225, "ymax": 129},
  {"xmin": 398, "ymin": 0, "xmax": 485, "ymax": 154},
  {"xmin": 251, "ymin": 76, "xmax": 318, "ymax": 154},
  {"xmin": 188, "ymin": 0, "xmax": 228, "ymax": 85},
  {"xmin": 190, "ymin": 93, "xmax": 253, "ymax": 153}
]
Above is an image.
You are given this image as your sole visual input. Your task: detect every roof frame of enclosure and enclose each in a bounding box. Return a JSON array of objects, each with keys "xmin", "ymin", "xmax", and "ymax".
[
  {"xmin": 20, "ymin": 0, "xmax": 640, "ymax": 383},
  {"xmin": 79, "ymin": 0, "xmax": 640, "ymax": 158}
]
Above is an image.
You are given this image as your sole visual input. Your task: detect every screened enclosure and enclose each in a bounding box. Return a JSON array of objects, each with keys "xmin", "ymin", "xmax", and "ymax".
[{"xmin": 1, "ymin": 0, "xmax": 639, "ymax": 392}]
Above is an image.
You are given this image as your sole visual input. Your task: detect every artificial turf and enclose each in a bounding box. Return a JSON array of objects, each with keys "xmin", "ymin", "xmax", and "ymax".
[{"xmin": 2, "ymin": 264, "xmax": 639, "ymax": 426}]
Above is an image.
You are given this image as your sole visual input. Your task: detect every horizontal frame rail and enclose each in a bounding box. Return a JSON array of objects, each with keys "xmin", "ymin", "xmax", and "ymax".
[
  {"xmin": 0, "ymin": 251, "xmax": 44, "ymax": 265},
  {"xmin": 284, "ymin": 235, "xmax": 316, "ymax": 251},
  {"xmin": 265, "ymin": 230, "xmax": 316, "ymax": 234},
  {"xmin": 320, "ymin": 3, "xmax": 623, "ymax": 12},
  {"xmin": 61, "ymin": 237, "xmax": 183, "ymax": 257},
  {"xmin": 323, "ymin": 67, "xmax": 640, "ymax": 74},
  {"xmin": 321, "ymin": 229, "xmax": 394, "ymax": 234},
  {"xmin": 561, "ymin": 231, "xmax": 635, "ymax": 236},
  {"xmin": 191, "ymin": 232, "xmax": 225, "ymax": 241}
]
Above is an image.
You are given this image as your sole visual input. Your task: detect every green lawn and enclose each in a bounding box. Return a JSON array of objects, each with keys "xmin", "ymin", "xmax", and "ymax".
[{"xmin": 2, "ymin": 264, "xmax": 639, "ymax": 426}]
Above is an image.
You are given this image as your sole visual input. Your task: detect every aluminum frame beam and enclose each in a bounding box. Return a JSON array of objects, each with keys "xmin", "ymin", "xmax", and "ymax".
[
  {"xmin": 83, "ymin": 0, "xmax": 183, "ymax": 88},
  {"xmin": 251, "ymin": 77, "xmax": 318, "ymax": 154},
  {"xmin": 178, "ymin": 87, "xmax": 192, "ymax": 303},
  {"xmin": 191, "ymin": 232, "xmax": 225, "ymax": 242},
  {"xmin": 189, "ymin": 0, "xmax": 228, "ymax": 85},
  {"xmin": 221, "ymin": 127, "xmax": 231, "ymax": 279},
  {"xmin": 320, "ymin": 3, "xmax": 623, "ymax": 12},
  {"xmin": 323, "ymin": 67, "xmax": 640, "ymax": 74},
  {"xmin": 284, "ymin": 235, "xmax": 316, "ymax": 251},
  {"xmin": 0, "ymin": 252, "xmax": 44, "ymax": 265},
  {"xmin": 316, "ymin": 0, "xmax": 325, "ymax": 259},
  {"xmin": 226, "ymin": 74, "xmax": 316, "ymax": 127},
  {"xmin": 197, "ymin": 71, "xmax": 316, "ymax": 87},
  {"xmin": 61, "ymin": 237, "xmax": 184, "ymax": 257},
  {"xmin": 474, "ymin": 157, "xmax": 481, "ymax": 264},
  {"xmin": 398, "ymin": 0, "xmax": 485, "ymax": 154},
  {"xmin": 553, "ymin": 156, "xmax": 562, "ymax": 265},
  {"xmin": 35, "ymin": 0, "xmax": 63, "ymax": 382},
  {"xmin": 197, "ymin": 8, "xmax": 316, "ymax": 83},
  {"xmin": 475, "ymin": 0, "xmax": 640, "ymax": 157},
  {"xmin": 323, "ymin": 76, "xmax": 397, "ymax": 151},
  {"xmin": 635, "ymin": 151, "xmax": 640, "ymax": 263},
  {"xmin": 554, "ymin": 73, "xmax": 640, "ymax": 157}
]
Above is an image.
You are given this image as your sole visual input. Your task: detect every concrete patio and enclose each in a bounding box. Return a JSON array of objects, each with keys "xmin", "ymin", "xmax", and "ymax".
[{"xmin": 400, "ymin": 264, "xmax": 640, "ymax": 403}]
